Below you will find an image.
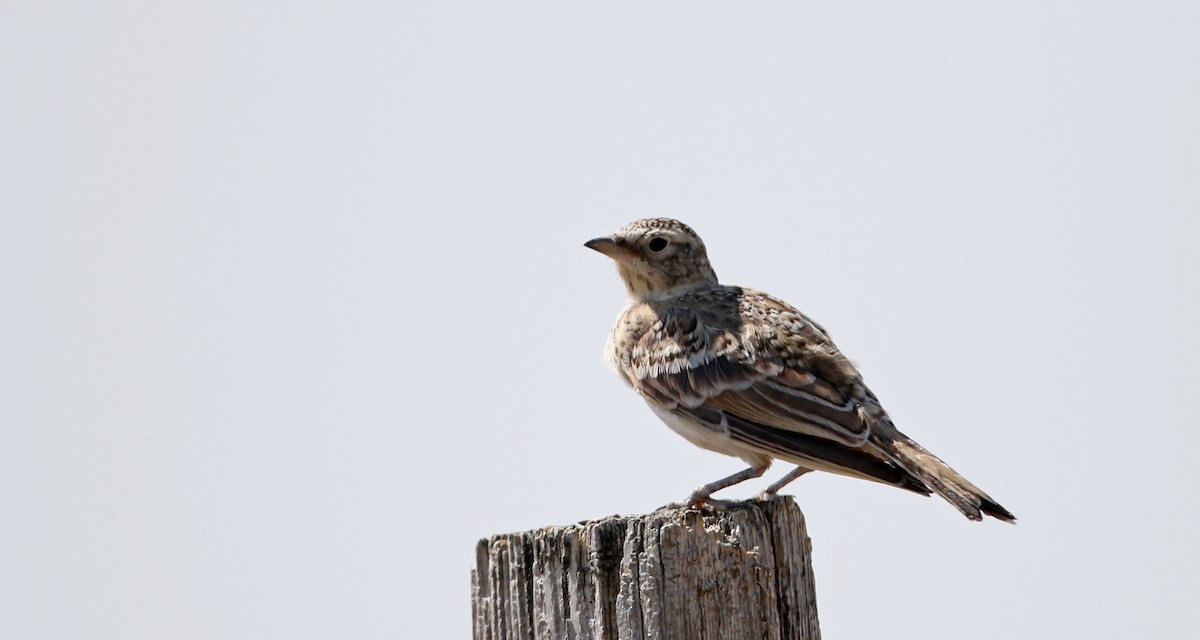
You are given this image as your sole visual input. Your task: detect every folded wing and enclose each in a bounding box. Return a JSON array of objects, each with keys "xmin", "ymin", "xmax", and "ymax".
[{"xmin": 628, "ymin": 304, "xmax": 929, "ymax": 494}]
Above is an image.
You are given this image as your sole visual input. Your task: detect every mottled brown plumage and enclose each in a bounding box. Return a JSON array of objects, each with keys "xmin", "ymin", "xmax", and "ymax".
[{"xmin": 586, "ymin": 218, "xmax": 1014, "ymax": 522}]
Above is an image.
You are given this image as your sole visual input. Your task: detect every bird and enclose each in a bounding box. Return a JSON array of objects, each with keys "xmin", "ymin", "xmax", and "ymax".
[{"xmin": 585, "ymin": 217, "xmax": 1014, "ymax": 522}]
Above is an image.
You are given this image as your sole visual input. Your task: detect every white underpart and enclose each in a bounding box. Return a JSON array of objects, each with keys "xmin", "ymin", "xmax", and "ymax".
[{"xmin": 646, "ymin": 400, "xmax": 770, "ymax": 467}]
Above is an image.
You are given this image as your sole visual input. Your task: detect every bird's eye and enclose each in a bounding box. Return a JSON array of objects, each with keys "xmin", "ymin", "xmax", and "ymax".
[{"xmin": 647, "ymin": 237, "xmax": 670, "ymax": 253}]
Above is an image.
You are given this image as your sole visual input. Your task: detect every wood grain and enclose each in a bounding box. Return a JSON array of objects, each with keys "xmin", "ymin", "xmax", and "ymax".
[{"xmin": 472, "ymin": 497, "xmax": 819, "ymax": 640}]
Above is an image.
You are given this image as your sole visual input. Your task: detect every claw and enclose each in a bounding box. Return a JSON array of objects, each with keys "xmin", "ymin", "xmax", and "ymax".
[{"xmin": 658, "ymin": 494, "xmax": 742, "ymax": 512}]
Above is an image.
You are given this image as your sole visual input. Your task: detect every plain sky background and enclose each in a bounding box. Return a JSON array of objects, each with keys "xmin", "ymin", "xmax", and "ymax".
[{"xmin": 2, "ymin": 2, "xmax": 1197, "ymax": 638}]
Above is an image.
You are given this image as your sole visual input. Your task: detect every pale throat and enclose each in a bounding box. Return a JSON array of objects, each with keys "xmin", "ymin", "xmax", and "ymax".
[{"xmin": 616, "ymin": 262, "xmax": 717, "ymax": 302}]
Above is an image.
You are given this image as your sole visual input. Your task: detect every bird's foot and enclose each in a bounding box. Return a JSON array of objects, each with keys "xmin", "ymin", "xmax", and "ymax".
[
  {"xmin": 658, "ymin": 496, "xmax": 705, "ymax": 511},
  {"xmin": 659, "ymin": 492, "xmax": 742, "ymax": 512}
]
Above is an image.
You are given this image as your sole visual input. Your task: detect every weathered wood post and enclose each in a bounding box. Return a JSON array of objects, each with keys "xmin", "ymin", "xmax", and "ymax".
[{"xmin": 471, "ymin": 497, "xmax": 820, "ymax": 640}]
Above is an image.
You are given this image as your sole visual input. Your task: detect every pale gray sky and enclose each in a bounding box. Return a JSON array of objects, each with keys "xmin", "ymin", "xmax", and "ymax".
[{"xmin": 2, "ymin": 2, "xmax": 1197, "ymax": 638}]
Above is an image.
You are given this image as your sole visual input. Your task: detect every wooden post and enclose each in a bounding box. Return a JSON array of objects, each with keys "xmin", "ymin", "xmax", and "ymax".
[{"xmin": 471, "ymin": 497, "xmax": 820, "ymax": 640}]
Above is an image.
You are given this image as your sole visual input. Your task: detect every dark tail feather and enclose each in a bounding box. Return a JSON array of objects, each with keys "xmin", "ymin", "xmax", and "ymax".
[
  {"xmin": 978, "ymin": 495, "xmax": 1016, "ymax": 523},
  {"xmin": 871, "ymin": 423, "xmax": 1016, "ymax": 523}
]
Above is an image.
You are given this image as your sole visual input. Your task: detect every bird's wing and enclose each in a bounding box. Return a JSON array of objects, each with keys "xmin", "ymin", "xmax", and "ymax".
[
  {"xmin": 628, "ymin": 302, "xmax": 930, "ymax": 492},
  {"xmin": 629, "ymin": 303, "xmax": 871, "ymax": 447}
]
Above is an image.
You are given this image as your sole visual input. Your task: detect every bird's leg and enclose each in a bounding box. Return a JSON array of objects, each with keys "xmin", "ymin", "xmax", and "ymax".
[
  {"xmin": 662, "ymin": 463, "xmax": 770, "ymax": 510},
  {"xmin": 756, "ymin": 465, "xmax": 813, "ymax": 500}
]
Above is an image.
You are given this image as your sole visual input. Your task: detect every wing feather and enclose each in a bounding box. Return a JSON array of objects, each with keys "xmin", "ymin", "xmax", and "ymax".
[
  {"xmin": 629, "ymin": 304, "xmax": 870, "ymax": 447},
  {"xmin": 617, "ymin": 288, "xmax": 1012, "ymax": 519}
]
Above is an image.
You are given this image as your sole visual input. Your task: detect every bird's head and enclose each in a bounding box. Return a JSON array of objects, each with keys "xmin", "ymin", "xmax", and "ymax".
[{"xmin": 585, "ymin": 218, "xmax": 719, "ymax": 301}]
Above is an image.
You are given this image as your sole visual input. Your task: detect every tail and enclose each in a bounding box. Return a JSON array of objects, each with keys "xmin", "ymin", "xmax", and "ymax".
[{"xmin": 871, "ymin": 422, "xmax": 1015, "ymax": 523}]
